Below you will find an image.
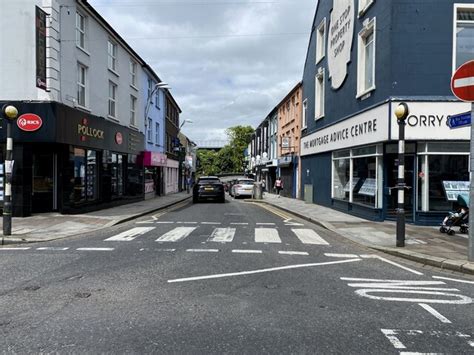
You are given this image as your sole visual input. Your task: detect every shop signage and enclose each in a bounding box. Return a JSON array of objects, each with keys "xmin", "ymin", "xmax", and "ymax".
[
  {"xmin": 301, "ymin": 103, "xmax": 389, "ymax": 156},
  {"xmin": 390, "ymin": 102, "xmax": 471, "ymax": 140},
  {"xmin": 17, "ymin": 113, "xmax": 43, "ymax": 132},
  {"xmin": 35, "ymin": 6, "xmax": 47, "ymax": 90},
  {"xmin": 78, "ymin": 119, "xmax": 105, "ymax": 140},
  {"xmin": 281, "ymin": 137, "xmax": 290, "ymax": 149},
  {"xmin": 327, "ymin": 0, "xmax": 354, "ymax": 89},
  {"xmin": 451, "ymin": 60, "xmax": 474, "ymax": 102}
]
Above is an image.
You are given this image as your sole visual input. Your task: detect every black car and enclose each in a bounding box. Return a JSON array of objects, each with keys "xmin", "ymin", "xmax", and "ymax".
[{"xmin": 193, "ymin": 176, "xmax": 225, "ymax": 203}]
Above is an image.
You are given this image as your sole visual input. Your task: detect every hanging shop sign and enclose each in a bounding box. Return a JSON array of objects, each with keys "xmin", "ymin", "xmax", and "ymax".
[
  {"xmin": 17, "ymin": 113, "xmax": 43, "ymax": 132},
  {"xmin": 390, "ymin": 102, "xmax": 471, "ymax": 140},
  {"xmin": 301, "ymin": 103, "xmax": 389, "ymax": 156},
  {"xmin": 327, "ymin": 0, "xmax": 354, "ymax": 90},
  {"xmin": 35, "ymin": 6, "xmax": 47, "ymax": 90}
]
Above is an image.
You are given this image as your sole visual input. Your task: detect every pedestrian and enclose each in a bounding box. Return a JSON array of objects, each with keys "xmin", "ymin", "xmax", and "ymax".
[
  {"xmin": 274, "ymin": 177, "xmax": 283, "ymax": 197},
  {"xmin": 261, "ymin": 179, "xmax": 266, "ymax": 197},
  {"xmin": 186, "ymin": 175, "xmax": 193, "ymax": 194}
]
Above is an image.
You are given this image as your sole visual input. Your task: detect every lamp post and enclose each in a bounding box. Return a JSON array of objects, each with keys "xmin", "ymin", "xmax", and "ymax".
[
  {"xmin": 394, "ymin": 102, "xmax": 409, "ymax": 247},
  {"xmin": 145, "ymin": 82, "xmax": 169, "ymax": 121},
  {"xmin": 176, "ymin": 119, "xmax": 193, "ymax": 192},
  {"xmin": 2, "ymin": 104, "xmax": 19, "ymax": 236}
]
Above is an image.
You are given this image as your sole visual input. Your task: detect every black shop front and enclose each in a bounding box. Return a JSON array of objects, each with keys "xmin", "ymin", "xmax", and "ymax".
[{"xmin": 0, "ymin": 102, "xmax": 144, "ymax": 217}]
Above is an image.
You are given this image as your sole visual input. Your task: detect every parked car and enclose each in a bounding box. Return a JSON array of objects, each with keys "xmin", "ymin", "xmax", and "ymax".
[
  {"xmin": 193, "ymin": 176, "xmax": 225, "ymax": 203},
  {"xmin": 231, "ymin": 178, "xmax": 255, "ymax": 198}
]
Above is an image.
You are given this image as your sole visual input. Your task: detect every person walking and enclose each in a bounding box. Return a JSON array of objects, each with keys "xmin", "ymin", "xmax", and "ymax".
[
  {"xmin": 274, "ymin": 177, "xmax": 283, "ymax": 197},
  {"xmin": 186, "ymin": 175, "xmax": 193, "ymax": 194}
]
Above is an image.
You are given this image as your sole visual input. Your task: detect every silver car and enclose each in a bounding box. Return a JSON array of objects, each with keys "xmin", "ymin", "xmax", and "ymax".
[{"xmin": 231, "ymin": 179, "xmax": 255, "ymax": 198}]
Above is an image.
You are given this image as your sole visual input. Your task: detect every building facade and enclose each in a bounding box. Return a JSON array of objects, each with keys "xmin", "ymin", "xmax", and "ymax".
[
  {"xmin": 164, "ymin": 92, "xmax": 182, "ymax": 194},
  {"xmin": 277, "ymin": 82, "xmax": 303, "ymax": 198},
  {"xmin": 0, "ymin": 0, "xmax": 184, "ymax": 216},
  {"xmin": 300, "ymin": 0, "xmax": 474, "ymax": 224}
]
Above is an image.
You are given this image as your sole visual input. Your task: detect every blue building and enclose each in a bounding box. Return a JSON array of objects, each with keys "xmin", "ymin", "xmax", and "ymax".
[
  {"xmin": 141, "ymin": 66, "xmax": 167, "ymax": 199},
  {"xmin": 300, "ymin": 0, "xmax": 474, "ymax": 224}
]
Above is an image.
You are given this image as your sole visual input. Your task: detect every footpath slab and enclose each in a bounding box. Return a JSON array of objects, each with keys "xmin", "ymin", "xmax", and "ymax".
[
  {"xmin": 0, "ymin": 192, "xmax": 192, "ymax": 245},
  {"xmin": 252, "ymin": 193, "xmax": 474, "ymax": 275}
]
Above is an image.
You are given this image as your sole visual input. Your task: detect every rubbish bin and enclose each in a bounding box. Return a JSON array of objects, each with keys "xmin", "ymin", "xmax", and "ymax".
[{"xmin": 253, "ymin": 182, "xmax": 263, "ymax": 200}]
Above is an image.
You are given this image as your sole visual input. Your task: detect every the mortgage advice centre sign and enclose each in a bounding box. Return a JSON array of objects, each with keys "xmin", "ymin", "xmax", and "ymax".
[
  {"xmin": 301, "ymin": 104, "xmax": 389, "ymax": 156},
  {"xmin": 327, "ymin": 0, "xmax": 354, "ymax": 89}
]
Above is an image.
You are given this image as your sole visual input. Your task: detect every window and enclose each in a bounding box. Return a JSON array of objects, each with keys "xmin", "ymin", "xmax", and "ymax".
[
  {"xmin": 108, "ymin": 81, "xmax": 117, "ymax": 118},
  {"xmin": 130, "ymin": 61, "xmax": 137, "ymax": 87},
  {"xmin": 302, "ymin": 99, "xmax": 308, "ymax": 129},
  {"xmin": 332, "ymin": 154, "xmax": 350, "ymax": 201},
  {"xmin": 108, "ymin": 40, "xmax": 117, "ymax": 71},
  {"xmin": 357, "ymin": 18, "xmax": 376, "ymax": 97},
  {"xmin": 155, "ymin": 90, "xmax": 160, "ymax": 109},
  {"xmin": 358, "ymin": 0, "xmax": 375, "ymax": 17},
  {"xmin": 110, "ymin": 153, "xmax": 124, "ymax": 197},
  {"xmin": 147, "ymin": 118, "xmax": 153, "ymax": 142},
  {"xmin": 316, "ymin": 18, "xmax": 326, "ymax": 63},
  {"xmin": 454, "ymin": 5, "xmax": 474, "ymax": 71},
  {"xmin": 315, "ymin": 68, "xmax": 325, "ymax": 119},
  {"xmin": 77, "ymin": 63, "xmax": 87, "ymax": 107},
  {"xmin": 148, "ymin": 79, "xmax": 153, "ymax": 104},
  {"xmin": 76, "ymin": 12, "xmax": 85, "ymax": 49},
  {"xmin": 73, "ymin": 148, "xmax": 97, "ymax": 203},
  {"xmin": 130, "ymin": 95, "xmax": 137, "ymax": 126},
  {"xmin": 155, "ymin": 122, "xmax": 160, "ymax": 144}
]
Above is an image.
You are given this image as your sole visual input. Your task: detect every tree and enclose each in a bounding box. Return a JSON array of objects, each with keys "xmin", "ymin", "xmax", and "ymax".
[
  {"xmin": 225, "ymin": 125, "xmax": 254, "ymax": 173},
  {"xmin": 196, "ymin": 149, "xmax": 219, "ymax": 176}
]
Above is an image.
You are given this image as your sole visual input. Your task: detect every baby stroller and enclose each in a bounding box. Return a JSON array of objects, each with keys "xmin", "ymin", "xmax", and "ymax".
[{"xmin": 439, "ymin": 194, "xmax": 469, "ymax": 236}]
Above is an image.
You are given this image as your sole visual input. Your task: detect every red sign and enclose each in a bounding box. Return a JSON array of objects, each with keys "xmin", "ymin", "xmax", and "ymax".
[
  {"xmin": 451, "ymin": 60, "xmax": 474, "ymax": 102},
  {"xmin": 115, "ymin": 132, "xmax": 123, "ymax": 145},
  {"xmin": 17, "ymin": 113, "xmax": 43, "ymax": 132}
]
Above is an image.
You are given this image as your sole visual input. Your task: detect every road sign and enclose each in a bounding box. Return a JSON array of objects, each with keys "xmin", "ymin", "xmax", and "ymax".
[
  {"xmin": 16, "ymin": 113, "xmax": 42, "ymax": 132},
  {"xmin": 447, "ymin": 111, "xmax": 471, "ymax": 129},
  {"xmin": 451, "ymin": 60, "xmax": 474, "ymax": 102}
]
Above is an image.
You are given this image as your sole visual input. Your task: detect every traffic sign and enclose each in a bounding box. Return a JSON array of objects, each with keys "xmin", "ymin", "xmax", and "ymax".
[
  {"xmin": 451, "ymin": 60, "xmax": 474, "ymax": 102},
  {"xmin": 447, "ymin": 111, "xmax": 471, "ymax": 129},
  {"xmin": 16, "ymin": 113, "xmax": 43, "ymax": 132}
]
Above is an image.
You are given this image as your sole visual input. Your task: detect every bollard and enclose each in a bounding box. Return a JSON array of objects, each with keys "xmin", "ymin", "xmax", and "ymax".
[{"xmin": 253, "ymin": 182, "xmax": 263, "ymax": 200}]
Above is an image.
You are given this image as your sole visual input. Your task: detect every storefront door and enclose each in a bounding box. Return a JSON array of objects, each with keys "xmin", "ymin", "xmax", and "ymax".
[
  {"xmin": 386, "ymin": 153, "xmax": 415, "ymax": 222},
  {"xmin": 32, "ymin": 153, "xmax": 54, "ymax": 213}
]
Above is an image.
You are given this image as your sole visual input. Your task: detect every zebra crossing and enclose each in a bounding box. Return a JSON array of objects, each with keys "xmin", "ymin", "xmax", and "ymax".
[{"xmin": 103, "ymin": 225, "xmax": 330, "ymax": 246}]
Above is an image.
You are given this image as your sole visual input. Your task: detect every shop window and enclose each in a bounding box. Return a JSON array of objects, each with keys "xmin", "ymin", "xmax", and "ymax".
[
  {"xmin": 454, "ymin": 5, "xmax": 474, "ymax": 71},
  {"xmin": 333, "ymin": 158, "xmax": 350, "ymax": 201},
  {"xmin": 352, "ymin": 156, "xmax": 377, "ymax": 207},
  {"xmin": 357, "ymin": 18, "xmax": 376, "ymax": 98},
  {"xmin": 73, "ymin": 148, "xmax": 86, "ymax": 203},
  {"xmin": 427, "ymin": 155, "xmax": 469, "ymax": 211},
  {"xmin": 111, "ymin": 153, "xmax": 124, "ymax": 197},
  {"xmin": 86, "ymin": 150, "xmax": 98, "ymax": 201}
]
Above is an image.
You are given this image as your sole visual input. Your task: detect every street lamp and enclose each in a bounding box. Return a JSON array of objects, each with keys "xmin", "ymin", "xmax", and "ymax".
[
  {"xmin": 2, "ymin": 104, "xmax": 19, "ymax": 236},
  {"xmin": 144, "ymin": 82, "xmax": 170, "ymax": 121},
  {"xmin": 179, "ymin": 118, "xmax": 193, "ymax": 131},
  {"xmin": 176, "ymin": 119, "xmax": 193, "ymax": 192},
  {"xmin": 394, "ymin": 102, "xmax": 409, "ymax": 247}
]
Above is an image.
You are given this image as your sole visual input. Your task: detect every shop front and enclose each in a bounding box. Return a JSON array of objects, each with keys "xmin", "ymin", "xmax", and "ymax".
[
  {"xmin": 278, "ymin": 155, "xmax": 297, "ymax": 198},
  {"xmin": 301, "ymin": 101, "xmax": 470, "ymax": 225},
  {"xmin": 0, "ymin": 102, "xmax": 145, "ymax": 216},
  {"xmin": 140, "ymin": 151, "xmax": 167, "ymax": 199},
  {"xmin": 165, "ymin": 159, "xmax": 179, "ymax": 195}
]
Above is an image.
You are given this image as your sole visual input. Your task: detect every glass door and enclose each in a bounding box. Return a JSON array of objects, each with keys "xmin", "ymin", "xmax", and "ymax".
[{"xmin": 32, "ymin": 153, "xmax": 54, "ymax": 213}]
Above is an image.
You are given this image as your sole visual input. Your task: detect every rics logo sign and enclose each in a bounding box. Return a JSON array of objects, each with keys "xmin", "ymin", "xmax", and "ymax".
[{"xmin": 327, "ymin": 0, "xmax": 354, "ymax": 90}]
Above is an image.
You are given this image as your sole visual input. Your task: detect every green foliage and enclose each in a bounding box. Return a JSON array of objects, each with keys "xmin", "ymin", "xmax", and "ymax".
[{"xmin": 196, "ymin": 125, "xmax": 254, "ymax": 176}]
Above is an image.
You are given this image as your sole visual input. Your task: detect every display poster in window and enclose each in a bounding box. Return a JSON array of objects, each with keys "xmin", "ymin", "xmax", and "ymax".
[
  {"xmin": 0, "ymin": 164, "xmax": 3, "ymax": 202},
  {"xmin": 357, "ymin": 178, "xmax": 377, "ymax": 196},
  {"xmin": 343, "ymin": 178, "xmax": 360, "ymax": 192},
  {"xmin": 442, "ymin": 180, "xmax": 470, "ymax": 202}
]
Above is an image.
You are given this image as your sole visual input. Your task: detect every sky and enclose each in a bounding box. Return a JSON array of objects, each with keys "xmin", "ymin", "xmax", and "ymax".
[{"xmin": 88, "ymin": 0, "xmax": 318, "ymax": 144}]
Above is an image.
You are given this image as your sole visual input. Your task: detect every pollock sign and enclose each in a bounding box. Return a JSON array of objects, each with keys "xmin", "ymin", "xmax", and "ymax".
[{"xmin": 327, "ymin": 0, "xmax": 354, "ymax": 89}]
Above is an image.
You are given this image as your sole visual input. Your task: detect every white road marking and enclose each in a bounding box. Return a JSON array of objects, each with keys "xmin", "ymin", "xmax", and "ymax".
[
  {"xmin": 157, "ymin": 248, "xmax": 176, "ymax": 252},
  {"xmin": 284, "ymin": 223, "xmax": 304, "ymax": 226},
  {"xmin": 230, "ymin": 222, "xmax": 248, "ymax": 225},
  {"xmin": 186, "ymin": 249, "xmax": 219, "ymax": 253},
  {"xmin": 380, "ymin": 329, "xmax": 407, "ymax": 349},
  {"xmin": 360, "ymin": 254, "xmax": 423, "ymax": 275},
  {"xmin": 255, "ymin": 228, "xmax": 281, "ymax": 243},
  {"xmin": 256, "ymin": 222, "xmax": 275, "ymax": 226},
  {"xmin": 232, "ymin": 249, "xmax": 263, "ymax": 254},
  {"xmin": 136, "ymin": 221, "xmax": 154, "ymax": 224},
  {"xmin": 77, "ymin": 248, "xmax": 114, "ymax": 251},
  {"xmin": 278, "ymin": 251, "xmax": 309, "ymax": 256},
  {"xmin": 168, "ymin": 258, "xmax": 362, "ymax": 283},
  {"xmin": 433, "ymin": 276, "xmax": 474, "ymax": 284},
  {"xmin": 201, "ymin": 222, "xmax": 221, "ymax": 225},
  {"xmin": 156, "ymin": 227, "xmax": 197, "ymax": 242},
  {"xmin": 418, "ymin": 303, "xmax": 451, "ymax": 323},
  {"xmin": 454, "ymin": 76, "xmax": 474, "ymax": 88},
  {"xmin": 37, "ymin": 247, "xmax": 69, "ymax": 251},
  {"xmin": 105, "ymin": 227, "xmax": 155, "ymax": 241},
  {"xmin": 183, "ymin": 222, "xmax": 198, "ymax": 224},
  {"xmin": 0, "ymin": 247, "xmax": 30, "ymax": 250},
  {"xmin": 208, "ymin": 228, "xmax": 236, "ymax": 243},
  {"xmin": 155, "ymin": 221, "xmax": 174, "ymax": 224},
  {"xmin": 292, "ymin": 229, "xmax": 329, "ymax": 245},
  {"xmin": 325, "ymin": 253, "xmax": 359, "ymax": 258}
]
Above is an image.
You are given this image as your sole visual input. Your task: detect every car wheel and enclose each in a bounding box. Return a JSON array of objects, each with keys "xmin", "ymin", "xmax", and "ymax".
[
  {"xmin": 193, "ymin": 195, "xmax": 198, "ymax": 203},
  {"xmin": 220, "ymin": 195, "xmax": 225, "ymax": 203}
]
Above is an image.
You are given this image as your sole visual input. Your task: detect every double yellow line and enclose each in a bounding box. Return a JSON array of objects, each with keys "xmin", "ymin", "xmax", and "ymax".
[{"xmin": 249, "ymin": 202, "xmax": 294, "ymax": 222}]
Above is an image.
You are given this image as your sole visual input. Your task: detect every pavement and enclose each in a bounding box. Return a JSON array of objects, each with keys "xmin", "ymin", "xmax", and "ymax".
[
  {"xmin": 252, "ymin": 193, "xmax": 474, "ymax": 276},
  {"xmin": 0, "ymin": 192, "xmax": 192, "ymax": 245},
  {"xmin": 1, "ymin": 189, "xmax": 473, "ymax": 275}
]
